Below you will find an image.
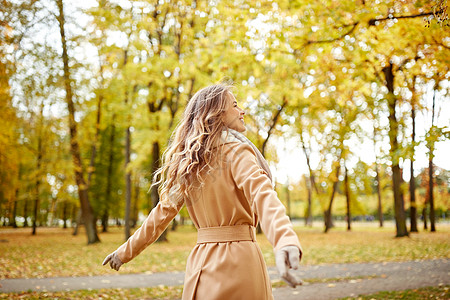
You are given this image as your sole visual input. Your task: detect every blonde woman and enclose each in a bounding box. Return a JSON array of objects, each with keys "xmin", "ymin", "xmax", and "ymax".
[{"xmin": 103, "ymin": 83, "xmax": 303, "ymax": 299}]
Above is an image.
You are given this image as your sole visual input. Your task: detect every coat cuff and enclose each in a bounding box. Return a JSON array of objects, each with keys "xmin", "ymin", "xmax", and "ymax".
[{"xmin": 273, "ymin": 237, "xmax": 303, "ymax": 255}]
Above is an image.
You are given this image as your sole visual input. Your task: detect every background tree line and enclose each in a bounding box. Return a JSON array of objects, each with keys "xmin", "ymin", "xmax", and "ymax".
[{"xmin": 0, "ymin": 0, "xmax": 448, "ymax": 243}]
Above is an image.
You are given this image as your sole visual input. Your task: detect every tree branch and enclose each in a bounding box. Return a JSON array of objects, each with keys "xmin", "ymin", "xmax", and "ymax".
[
  {"xmin": 432, "ymin": 36, "xmax": 450, "ymax": 50},
  {"xmin": 368, "ymin": 12, "xmax": 434, "ymax": 26},
  {"xmin": 291, "ymin": 11, "xmax": 436, "ymax": 53},
  {"xmin": 306, "ymin": 22, "xmax": 359, "ymax": 46},
  {"xmin": 261, "ymin": 96, "xmax": 288, "ymax": 157}
]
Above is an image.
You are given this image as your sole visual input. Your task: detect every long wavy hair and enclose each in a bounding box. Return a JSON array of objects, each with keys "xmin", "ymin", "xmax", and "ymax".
[{"xmin": 151, "ymin": 83, "xmax": 233, "ymax": 205}]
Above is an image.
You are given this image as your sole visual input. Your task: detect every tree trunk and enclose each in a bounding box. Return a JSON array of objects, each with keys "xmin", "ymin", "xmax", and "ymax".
[
  {"xmin": 103, "ymin": 120, "xmax": 116, "ymax": 233},
  {"xmin": 63, "ymin": 201, "xmax": 68, "ymax": 229},
  {"xmin": 305, "ymin": 177, "xmax": 313, "ymax": 227},
  {"xmin": 392, "ymin": 142, "xmax": 408, "ymax": 237},
  {"xmin": 399, "ymin": 168, "xmax": 407, "ymax": 229},
  {"xmin": 409, "ymin": 106, "xmax": 418, "ymax": 232},
  {"xmin": 299, "ymin": 128, "xmax": 317, "ymax": 227},
  {"xmin": 428, "ymin": 90, "xmax": 436, "ymax": 232},
  {"xmin": 383, "ymin": 63, "xmax": 408, "ymax": 237},
  {"xmin": 131, "ymin": 178, "xmax": 140, "ymax": 228},
  {"xmin": 428, "ymin": 158, "xmax": 436, "ymax": 232},
  {"xmin": 87, "ymin": 65, "xmax": 104, "ymax": 188},
  {"xmin": 11, "ymin": 165, "xmax": 21, "ymax": 228},
  {"xmin": 72, "ymin": 208, "xmax": 82, "ymax": 235},
  {"xmin": 171, "ymin": 218, "xmax": 178, "ymax": 231},
  {"xmin": 123, "ymin": 51, "xmax": 132, "ymax": 242},
  {"xmin": 11, "ymin": 198, "xmax": 17, "ymax": 229},
  {"xmin": 56, "ymin": 0, "xmax": 100, "ymax": 244},
  {"xmin": 11, "ymin": 199, "xmax": 17, "ymax": 228},
  {"xmin": 23, "ymin": 199, "xmax": 29, "ymax": 227},
  {"xmin": 151, "ymin": 141, "xmax": 167, "ymax": 242},
  {"xmin": 124, "ymin": 125, "xmax": 132, "ymax": 241},
  {"xmin": 101, "ymin": 210, "xmax": 108, "ymax": 233},
  {"xmin": 324, "ymin": 161, "xmax": 341, "ymax": 233},
  {"xmin": 344, "ymin": 165, "xmax": 351, "ymax": 231},
  {"xmin": 32, "ymin": 135, "xmax": 42, "ymax": 235},
  {"xmin": 422, "ymin": 205, "xmax": 428, "ymax": 230}
]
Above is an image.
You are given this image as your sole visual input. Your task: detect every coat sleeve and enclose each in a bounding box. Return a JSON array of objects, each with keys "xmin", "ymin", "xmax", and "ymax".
[
  {"xmin": 229, "ymin": 143, "xmax": 302, "ymax": 254},
  {"xmin": 116, "ymin": 199, "xmax": 184, "ymax": 263}
]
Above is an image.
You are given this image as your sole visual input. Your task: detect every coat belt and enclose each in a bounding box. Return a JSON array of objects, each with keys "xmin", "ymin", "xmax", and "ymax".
[{"xmin": 197, "ymin": 225, "xmax": 256, "ymax": 244}]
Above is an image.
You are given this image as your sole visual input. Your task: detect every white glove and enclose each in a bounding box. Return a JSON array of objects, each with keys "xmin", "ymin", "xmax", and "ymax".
[
  {"xmin": 275, "ymin": 245, "xmax": 303, "ymax": 288},
  {"xmin": 102, "ymin": 251, "xmax": 123, "ymax": 271}
]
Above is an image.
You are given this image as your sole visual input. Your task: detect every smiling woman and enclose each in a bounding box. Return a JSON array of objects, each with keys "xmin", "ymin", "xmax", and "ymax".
[
  {"xmin": 103, "ymin": 83, "xmax": 303, "ymax": 300},
  {"xmin": 221, "ymin": 93, "xmax": 246, "ymax": 133}
]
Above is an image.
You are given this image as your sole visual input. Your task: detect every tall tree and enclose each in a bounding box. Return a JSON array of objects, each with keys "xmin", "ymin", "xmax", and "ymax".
[
  {"xmin": 344, "ymin": 164, "xmax": 352, "ymax": 231},
  {"xmin": 427, "ymin": 89, "xmax": 437, "ymax": 232},
  {"xmin": 0, "ymin": 51, "xmax": 20, "ymax": 229},
  {"xmin": 32, "ymin": 101, "xmax": 44, "ymax": 235},
  {"xmin": 55, "ymin": 0, "xmax": 99, "ymax": 244},
  {"xmin": 383, "ymin": 62, "xmax": 408, "ymax": 237},
  {"xmin": 324, "ymin": 158, "xmax": 341, "ymax": 233},
  {"xmin": 408, "ymin": 75, "xmax": 418, "ymax": 233},
  {"xmin": 103, "ymin": 120, "xmax": 117, "ymax": 233},
  {"xmin": 298, "ymin": 121, "xmax": 318, "ymax": 227}
]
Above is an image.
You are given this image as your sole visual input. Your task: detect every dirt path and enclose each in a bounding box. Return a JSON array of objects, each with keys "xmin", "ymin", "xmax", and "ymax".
[
  {"xmin": 1, "ymin": 259, "xmax": 448, "ymax": 299},
  {"xmin": 272, "ymin": 258, "xmax": 449, "ymax": 299}
]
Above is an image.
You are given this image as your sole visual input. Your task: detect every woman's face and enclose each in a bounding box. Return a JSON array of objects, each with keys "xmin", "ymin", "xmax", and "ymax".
[{"xmin": 222, "ymin": 93, "xmax": 246, "ymax": 132}]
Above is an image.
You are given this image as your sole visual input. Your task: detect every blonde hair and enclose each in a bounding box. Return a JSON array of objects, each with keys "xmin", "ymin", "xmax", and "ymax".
[{"xmin": 152, "ymin": 83, "xmax": 233, "ymax": 205}]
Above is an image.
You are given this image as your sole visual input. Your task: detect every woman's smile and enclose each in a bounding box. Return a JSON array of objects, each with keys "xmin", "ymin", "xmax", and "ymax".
[{"xmin": 222, "ymin": 93, "xmax": 246, "ymax": 132}]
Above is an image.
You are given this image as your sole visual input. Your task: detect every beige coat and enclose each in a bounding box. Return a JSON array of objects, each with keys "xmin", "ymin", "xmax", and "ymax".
[{"xmin": 116, "ymin": 132, "xmax": 302, "ymax": 299}]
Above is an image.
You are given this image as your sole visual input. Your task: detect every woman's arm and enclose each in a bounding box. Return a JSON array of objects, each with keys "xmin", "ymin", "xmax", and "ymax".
[
  {"xmin": 229, "ymin": 143, "xmax": 303, "ymax": 287},
  {"xmin": 105, "ymin": 198, "xmax": 184, "ymax": 267}
]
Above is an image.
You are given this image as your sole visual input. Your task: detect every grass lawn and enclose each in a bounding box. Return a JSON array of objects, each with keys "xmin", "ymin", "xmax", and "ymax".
[
  {"xmin": 0, "ymin": 222, "xmax": 449, "ymax": 279},
  {"xmin": 1, "ymin": 284, "xmax": 448, "ymax": 299},
  {"xmin": 339, "ymin": 285, "xmax": 450, "ymax": 299}
]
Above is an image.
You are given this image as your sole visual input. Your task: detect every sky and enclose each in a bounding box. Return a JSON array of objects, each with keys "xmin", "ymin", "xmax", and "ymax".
[
  {"xmin": 272, "ymin": 87, "xmax": 450, "ymax": 184},
  {"xmin": 274, "ymin": 135, "xmax": 450, "ymax": 185}
]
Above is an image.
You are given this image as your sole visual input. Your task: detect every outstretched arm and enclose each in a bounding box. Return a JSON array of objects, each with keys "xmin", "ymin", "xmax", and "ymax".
[{"xmin": 102, "ymin": 198, "xmax": 184, "ymax": 270}]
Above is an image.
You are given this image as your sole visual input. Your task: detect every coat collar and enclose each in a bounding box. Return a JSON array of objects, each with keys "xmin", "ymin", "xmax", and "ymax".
[
  {"xmin": 220, "ymin": 129, "xmax": 242, "ymax": 145},
  {"xmin": 219, "ymin": 127, "xmax": 274, "ymax": 185}
]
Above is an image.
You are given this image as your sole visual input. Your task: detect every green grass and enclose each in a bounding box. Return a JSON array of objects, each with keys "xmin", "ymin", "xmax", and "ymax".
[
  {"xmin": 271, "ymin": 274, "xmax": 380, "ymax": 288},
  {"xmin": 1, "ymin": 283, "xmax": 448, "ymax": 299},
  {"xmin": 0, "ymin": 286, "xmax": 184, "ymax": 300},
  {"xmin": 261, "ymin": 222, "xmax": 450, "ymax": 267},
  {"xmin": 339, "ymin": 285, "xmax": 450, "ymax": 299},
  {"xmin": 0, "ymin": 222, "xmax": 449, "ymax": 279}
]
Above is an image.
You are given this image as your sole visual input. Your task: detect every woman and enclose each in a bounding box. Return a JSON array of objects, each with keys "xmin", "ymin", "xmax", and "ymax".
[{"xmin": 103, "ymin": 83, "xmax": 303, "ymax": 299}]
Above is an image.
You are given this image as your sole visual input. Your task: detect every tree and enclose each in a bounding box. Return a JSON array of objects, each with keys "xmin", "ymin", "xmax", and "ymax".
[
  {"xmin": 382, "ymin": 62, "xmax": 408, "ymax": 237},
  {"xmin": 55, "ymin": 0, "xmax": 99, "ymax": 244},
  {"xmin": 344, "ymin": 164, "xmax": 352, "ymax": 231},
  {"xmin": 0, "ymin": 54, "xmax": 20, "ymax": 229},
  {"xmin": 407, "ymin": 75, "xmax": 419, "ymax": 232},
  {"xmin": 3, "ymin": 0, "xmax": 449, "ymax": 241}
]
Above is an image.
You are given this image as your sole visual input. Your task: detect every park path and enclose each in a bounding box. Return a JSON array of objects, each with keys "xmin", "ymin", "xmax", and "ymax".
[{"xmin": 1, "ymin": 259, "xmax": 449, "ymax": 299}]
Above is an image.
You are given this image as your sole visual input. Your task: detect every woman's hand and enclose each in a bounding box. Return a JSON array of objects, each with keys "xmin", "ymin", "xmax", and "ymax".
[
  {"xmin": 102, "ymin": 251, "xmax": 123, "ymax": 271},
  {"xmin": 275, "ymin": 246, "xmax": 303, "ymax": 288}
]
